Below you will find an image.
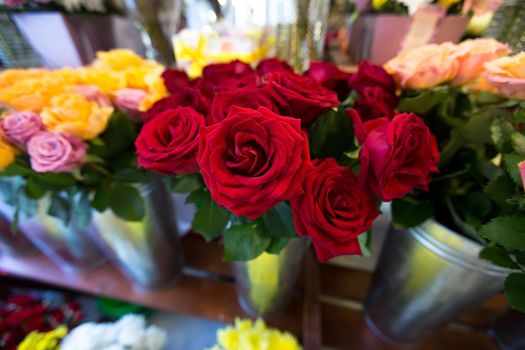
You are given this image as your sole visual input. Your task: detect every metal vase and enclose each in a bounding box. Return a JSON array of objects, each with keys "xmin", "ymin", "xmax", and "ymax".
[
  {"xmin": 92, "ymin": 175, "xmax": 184, "ymax": 289},
  {"xmin": 364, "ymin": 219, "xmax": 510, "ymax": 344},
  {"xmin": 0, "ymin": 211, "xmax": 37, "ymax": 257},
  {"xmin": 18, "ymin": 197, "xmax": 106, "ymax": 271},
  {"xmin": 233, "ymin": 237, "xmax": 307, "ymax": 318}
]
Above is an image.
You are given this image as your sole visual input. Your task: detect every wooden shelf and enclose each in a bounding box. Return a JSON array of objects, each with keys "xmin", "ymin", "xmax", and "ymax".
[{"xmin": 0, "ymin": 234, "xmax": 506, "ymax": 350}]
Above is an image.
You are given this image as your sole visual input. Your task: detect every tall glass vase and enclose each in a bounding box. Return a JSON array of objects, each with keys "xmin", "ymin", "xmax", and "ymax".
[
  {"xmin": 232, "ymin": 237, "xmax": 307, "ymax": 318},
  {"xmin": 364, "ymin": 220, "xmax": 510, "ymax": 345},
  {"xmin": 92, "ymin": 174, "xmax": 184, "ymax": 289},
  {"xmin": 0, "ymin": 211, "xmax": 37, "ymax": 257}
]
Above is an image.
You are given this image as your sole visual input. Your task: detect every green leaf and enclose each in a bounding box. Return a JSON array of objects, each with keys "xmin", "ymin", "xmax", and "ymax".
[
  {"xmin": 479, "ymin": 216, "xmax": 525, "ymax": 252},
  {"xmin": 503, "ymin": 153, "xmax": 524, "ymax": 185},
  {"xmin": 24, "ymin": 178, "xmax": 46, "ymax": 199},
  {"xmin": 463, "ymin": 110, "xmax": 497, "ymax": 144},
  {"xmin": 266, "ymin": 237, "xmax": 289, "ymax": 254},
  {"xmin": 392, "ymin": 195, "xmax": 433, "ymax": 229},
  {"xmin": 340, "ymin": 90, "xmax": 359, "ymax": 109},
  {"xmin": 223, "ymin": 221, "xmax": 271, "ymax": 261},
  {"xmin": 504, "ymin": 273, "xmax": 525, "ymax": 313},
  {"xmin": 113, "ymin": 168, "xmax": 147, "ymax": 183},
  {"xmin": 71, "ymin": 191, "xmax": 92, "ymax": 230},
  {"xmin": 516, "ymin": 252, "xmax": 525, "ymax": 266},
  {"xmin": 512, "ymin": 132, "xmax": 525, "ymax": 156},
  {"xmin": 185, "ymin": 187, "xmax": 211, "ymax": 209},
  {"xmin": 92, "ymin": 181, "xmax": 110, "ymax": 212},
  {"xmin": 479, "ymin": 246, "xmax": 520, "ymax": 270},
  {"xmin": 397, "ymin": 86, "xmax": 449, "ymax": 114},
  {"xmin": 308, "ymin": 108, "xmax": 355, "ymax": 159},
  {"xmin": 485, "ymin": 174, "xmax": 516, "ymax": 212},
  {"xmin": 171, "ymin": 174, "xmax": 202, "ymax": 193},
  {"xmin": 1, "ymin": 158, "xmax": 32, "ymax": 176},
  {"xmin": 191, "ymin": 200, "xmax": 229, "ymax": 241},
  {"xmin": 108, "ymin": 184, "xmax": 145, "ymax": 221},
  {"xmin": 491, "ymin": 118, "xmax": 514, "ymax": 153},
  {"xmin": 92, "ymin": 112, "xmax": 137, "ymax": 158},
  {"xmin": 36, "ymin": 172, "xmax": 76, "ymax": 186},
  {"xmin": 464, "ymin": 191, "xmax": 492, "ymax": 229},
  {"xmin": 262, "ymin": 202, "xmax": 297, "ymax": 238},
  {"xmin": 358, "ymin": 231, "xmax": 372, "ymax": 257}
]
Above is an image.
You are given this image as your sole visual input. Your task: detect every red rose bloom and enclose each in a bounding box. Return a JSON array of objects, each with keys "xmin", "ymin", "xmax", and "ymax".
[
  {"xmin": 352, "ymin": 86, "xmax": 398, "ymax": 121},
  {"xmin": 144, "ymin": 87, "xmax": 210, "ymax": 122},
  {"xmin": 161, "ymin": 69, "xmax": 191, "ymax": 94},
  {"xmin": 202, "ymin": 60, "xmax": 257, "ymax": 92},
  {"xmin": 263, "ymin": 72, "xmax": 339, "ymax": 127},
  {"xmin": 304, "ymin": 61, "xmax": 352, "ymax": 100},
  {"xmin": 208, "ymin": 87, "xmax": 279, "ymax": 125},
  {"xmin": 256, "ymin": 58, "xmax": 293, "ymax": 76},
  {"xmin": 198, "ymin": 106, "xmax": 312, "ymax": 219},
  {"xmin": 359, "ymin": 113, "xmax": 440, "ymax": 202},
  {"xmin": 136, "ymin": 106, "xmax": 205, "ymax": 175},
  {"xmin": 291, "ymin": 158, "xmax": 379, "ymax": 262},
  {"xmin": 349, "ymin": 61, "xmax": 397, "ymax": 96}
]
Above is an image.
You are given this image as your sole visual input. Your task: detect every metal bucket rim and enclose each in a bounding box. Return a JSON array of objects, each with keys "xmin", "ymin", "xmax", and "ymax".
[{"xmin": 409, "ymin": 220, "xmax": 511, "ymax": 276}]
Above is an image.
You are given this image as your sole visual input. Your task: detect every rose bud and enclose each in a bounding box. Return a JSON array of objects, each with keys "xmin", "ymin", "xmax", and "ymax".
[{"xmin": 114, "ymin": 88, "xmax": 148, "ymax": 121}]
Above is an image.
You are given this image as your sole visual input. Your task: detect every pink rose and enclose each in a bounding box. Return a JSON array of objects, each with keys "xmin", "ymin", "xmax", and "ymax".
[
  {"xmin": 0, "ymin": 112, "xmax": 43, "ymax": 147},
  {"xmin": 27, "ymin": 132, "xmax": 87, "ymax": 173},
  {"xmin": 114, "ymin": 88, "xmax": 148, "ymax": 121},
  {"xmin": 3, "ymin": 0, "xmax": 27, "ymax": 7},
  {"xmin": 75, "ymin": 85, "xmax": 111, "ymax": 106}
]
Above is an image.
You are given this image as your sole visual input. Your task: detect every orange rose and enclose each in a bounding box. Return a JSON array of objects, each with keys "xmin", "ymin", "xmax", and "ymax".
[
  {"xmin": 452, "ymin": 38, "xmax": 510, "ymax": 86},
  {"xmin": 485, "ymin": 53, "xmax": 525, "ymax": 100},
  {"xmin": 385, "ymin": 42, "xmax": 460, "ymax": 90}
]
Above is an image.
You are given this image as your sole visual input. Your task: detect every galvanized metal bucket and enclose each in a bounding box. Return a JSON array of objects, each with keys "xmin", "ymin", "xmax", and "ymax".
[
  {"xmin": 232, "ymin": 237, "xmax": 307, "ymax": 318},
  {"xmin": 364, "ymin": 219, "xmax": 510, "ymax": 344},
  {"xmin": 92, "ymin": 175, "xmax": 184, "ymax": 289}
]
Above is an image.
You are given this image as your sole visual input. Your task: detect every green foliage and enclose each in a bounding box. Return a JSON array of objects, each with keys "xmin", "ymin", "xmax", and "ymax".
[
  {"xmin": 262, "ymin": 202, "xmax": 297, "ymax": 238},
  {"xmin": 491, "ymin": 118, "xmax": 514, "ymax": 153},
  {"xmin": 358, "ymin": 231, "xmax": 372, "ymax": 258},
  {"xmin": 89, "ymin": 111, "xmax": 138, "ymax": 158},
  {"xmin": 108, "ymin": 184, "xmax": 145, "ymax": 221},
  {"xmin": 171, "ymin": 174, "xmax": 203, "ymax": 193},
  {"xmin": 479, "ymin": 246, "xmax": 520, "ymax": 270},
  {"xmin": 308, "ymin": 108, "xmax": 356, "ymax": 159},
  {"xmin": 266, "ymin": 237, "xmax": 289, "ymax": 255},
  {"xmin": 397, "ymin": 86, "xmax": 449, "ymax": 115},
  {"xmin": 484, "ymin": 174, "xmax": 516, "ymax": 212},
  {"xmin": 223, "ymin": 219, "xmax": 271, "ymax": 261},
  {"xmin": 191, "ymin": 200, "xmax": 230, "ymax": 242},
  {"xmin": 505, "ymin": 273, "xmax": 525, "ymax": 313},
  {"xmin": 479, "ymin": 216, "xmax": 525, "ymax": 252},
  {"xmin": 503, "ymin": 153, "xmax": 523, "ymax": 185},
  {"xmin": 392, "ymin": 195, "xmax": 433, "ymax": 229}
]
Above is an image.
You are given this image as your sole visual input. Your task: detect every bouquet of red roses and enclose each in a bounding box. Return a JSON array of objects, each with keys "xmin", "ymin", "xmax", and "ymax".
[{"xmin": 136, "ymin": 58, "xmax": 440, "ymax": 262}]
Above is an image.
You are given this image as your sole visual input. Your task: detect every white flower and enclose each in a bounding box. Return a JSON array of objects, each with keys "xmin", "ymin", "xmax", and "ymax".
[
  {"xmin": 145, "ymin": 326, "xmax": 168, "ymax": 350},
  {"xmin": 397, "ymin": 0, "xmax": 433, "ymax": 14}
]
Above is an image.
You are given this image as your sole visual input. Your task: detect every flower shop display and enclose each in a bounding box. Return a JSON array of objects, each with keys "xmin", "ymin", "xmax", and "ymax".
[
  {"xmin": 0, "ymin": 49, "xmax": 184, "ymax": 286},
  {"xmin": 172, "ymin": 0, "xmax": 330, "ymax": 75},
  {"xmin": 143, "ymin": 58, "xmax": 439, "ymax": 316},
  {"xmin": 60, "ymin": 314, "xmax": 167, "ymax": 350},
  {"xmin": 365, "ymin": 38, "xmax": 525, "ymax": 344},
  {"xmin": 349, "ymin": 0, "xmax": 475, "ymax": 64},
  {"xmin": 207, "ymin": 318, "xmax": 302, "ymax": 350},
  {"xmin": 0, "ymin": 294, "xmax": 83, "ymax": 350}
]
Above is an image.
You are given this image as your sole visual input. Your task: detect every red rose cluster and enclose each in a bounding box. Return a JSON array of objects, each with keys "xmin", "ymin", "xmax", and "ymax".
[
  {"xmin": 135, "ymin": 58, "xmax": 439, "ymax": 262},
  {"xmin": 0, "ymin": 294, "xmax": 82, "ymax": 349}
]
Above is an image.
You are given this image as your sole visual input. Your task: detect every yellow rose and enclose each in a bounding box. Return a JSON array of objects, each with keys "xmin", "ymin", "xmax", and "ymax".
[
  {"xmin": 41, "ymin": 93, "xmax": 113, "ymax": 140},
  {"xmin": 0, "ymin": 68, "xmax": 48, "ymax": 89},
  {"xmin": 78, "ymin": 68, "xmax": 127, "ymax": 95},
  {"xmin": 485, "ymin": 52, "xmax": 525, "ymax": 100},
  {"xmin": 0, "ymin": 77, "xmax": 66, "ymax": 112},
  {"xmin": 0, "ymin": 134, "xmax": 17, "ymax": 170},
  {"xmin": 124, "ymin": 65, "xmax": 164, "ymax": 90},
  {"xmin": 438, "ymin": 0, "xmax": 461, "ymax": 8},
  {"xmin": 385, "ymin": 42, "xmax": 460, "ymax": 90},
  {"xmin": 93, "ymin": 49, "xmax": 161, "ymax": 71},
  {"xmin": 139, "ymin": 75, "xmax": 168, "ymax": 111},
  {"xmin": 452, "ymin": 38, "xmax": 510, "ymax": 86},
  {"xmin": 372, "ymin": 0, "xmax": 388, "ymax": 10}
]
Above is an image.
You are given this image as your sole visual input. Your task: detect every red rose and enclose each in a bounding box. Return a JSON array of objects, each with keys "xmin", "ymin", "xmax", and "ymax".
[
  {"xmin": 202, "ymin": 60, "xmax": 257, "ymax": 92},
  {"xmin": 144, "ymin": 87, "xmax": 210, "ymax": 122},
  {"xmin": 352, "ymin": 86, "xmax": 398, "ymax": 121},
  {"xmin": 136, "ymin": 106, "xmax": 205, "ymax": 175},
  {"xmin": 291, "ymin": 158, "xmax": 379, "ymax": 262},
  {"xmin": 208, "ymin": 87, "xmax": 279, "ymax": 125},
  {"xmin": 256, "ymin": 58, "xmax": 293, "ymax": 76},
  {"xmin": 198, "ymin": 106, "xmax": 312, "ymax": 219},
  {"xmin": 263, "ymin": 72, "xmax": 339, "ymax": 127},
  {"xmin": 349, "ymin": 61, "xmax": 397, "ymax": 96},
  {"xmin": 161, "ymin": 69, "xmax": 191, "ymax": 94},
  {"xmin": 359, "ymin": 113, "xmax": 440, "ymax": 202},
  {"xmin": 304, "ymin": 61, "xmax": 352, "ymax": 100}
]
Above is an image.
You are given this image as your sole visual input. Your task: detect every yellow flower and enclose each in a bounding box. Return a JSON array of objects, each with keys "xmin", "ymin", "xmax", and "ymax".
[
  {"xmin": 139, "ymin": 75, "xmax": 168, "ymax": 111},
  {"xmin": 209, "ymin": 318, "xmax": 302, "ymax": 350},
  {"xmin": 93, "ymin": 49, "xmax": 161, "ymax": 71},
  {"xmin": 0, "ymin": 133, "xmax": 17, "ymax": 171},
  {"xmin": 17, "ymin": 325, "xmax": 67, "ymax": 350},
  {"xmin": 485, "ymin": 52, "xmax": 525, "ymax": 100},
  {"xmin": 437, "ymin": 0, "xmax": 461, "ymax": 8},
  {"xmin": 372, "ymin": 0, "xmax": 388, "ymax": 9},
  {"xmin": 0, "ymin": 68, "xmax": 48, "ymax": 89},
  {"xmin": 78, "ymin": 68, "xmax": 127, "ymax": 95},
  {"xmin": 0, "ymin": 77, "xmax": 67, "ymax": 112},
  {"xmin": 41, "ymin": 93, "xmax": 113, "ymax": 140},
  {"xmin": 124, "ymin": 65, "xmax": 165, "ymax": 90}
]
